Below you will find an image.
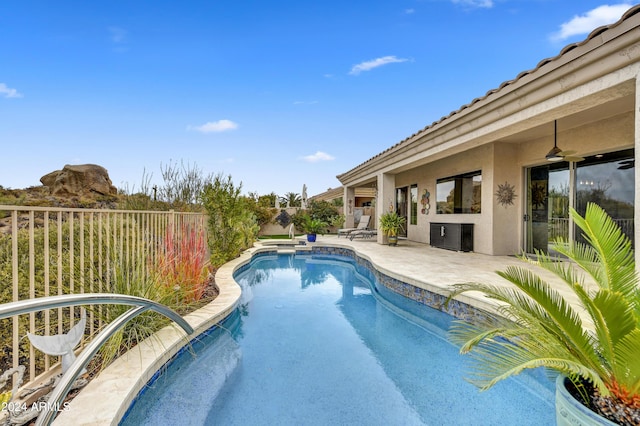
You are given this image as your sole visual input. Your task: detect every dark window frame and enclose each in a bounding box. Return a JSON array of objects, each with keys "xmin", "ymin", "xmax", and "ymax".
[{"xmin": 436, "ymin": 170, "xmax": 482, "ymax": 214}]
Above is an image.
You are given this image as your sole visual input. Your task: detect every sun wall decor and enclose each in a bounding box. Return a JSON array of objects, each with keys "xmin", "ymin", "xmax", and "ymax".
[{"xmin": 495, "ymin": 182, "xmax": 516, "ymax": 207}]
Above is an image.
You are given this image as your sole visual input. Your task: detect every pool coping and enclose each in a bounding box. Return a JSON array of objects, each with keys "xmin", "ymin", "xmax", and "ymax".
[
  {"xmin": 53, "ymin": 241, "xmax": 501, "ymax": 425},
  {"xmin": 53, "ymin": 247, "xmax": 251, "ymax": 425}
]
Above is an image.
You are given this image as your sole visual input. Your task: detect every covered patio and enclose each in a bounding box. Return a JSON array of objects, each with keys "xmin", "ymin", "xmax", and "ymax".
[{"xmin": 336, "ymin": 5, "xmax": 640, "ymax": 264}]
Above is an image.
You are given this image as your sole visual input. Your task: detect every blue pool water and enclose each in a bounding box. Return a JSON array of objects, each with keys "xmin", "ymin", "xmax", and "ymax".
[{"xmin": 122, "ymin": 252, "xmax": 555, "ymax": 425}]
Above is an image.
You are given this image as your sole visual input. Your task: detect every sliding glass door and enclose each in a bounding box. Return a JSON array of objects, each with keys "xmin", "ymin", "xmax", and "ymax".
[
  {"xmin": 525, "ymin": 149, "xmax": 634, "ymax": 254},
  {"xmin": 526, "ymin": 163, "xmax": 569, "ymax": 254},
  {"xmin": 396, "ymin": 187, "xmax": 408, "ymax": 238},
  {"xmin": 575, "ymin": 149, "xmax": 634, "ymax": 246}
]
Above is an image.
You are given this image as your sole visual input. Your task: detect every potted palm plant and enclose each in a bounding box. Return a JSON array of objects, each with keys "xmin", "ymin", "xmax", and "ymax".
[
  {"xmin": 446, "ymin": 203, "xmax": 640, "ymax": 425},
  {"xmin": 301, "ymin": 215, "xmax": 328, "ymax": 243},
  {"xmin": 379, "ymin": 211, "xmax": 406, "ymax": 246}
]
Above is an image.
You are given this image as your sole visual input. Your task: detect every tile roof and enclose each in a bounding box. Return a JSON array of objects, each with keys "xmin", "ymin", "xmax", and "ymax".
[{"xmin": 338, "ymin": 4, "xmax": 640, "ymax": 180}]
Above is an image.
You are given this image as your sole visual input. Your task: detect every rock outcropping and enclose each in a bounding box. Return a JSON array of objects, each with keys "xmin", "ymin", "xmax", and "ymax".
[{"xmin": 40, "ymin": 164, "xmax": 117, "ymax": 197}]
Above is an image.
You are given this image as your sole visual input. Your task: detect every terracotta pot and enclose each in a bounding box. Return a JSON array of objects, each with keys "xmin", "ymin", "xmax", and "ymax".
[{"xmin": 555, "ymin": 376, "xmax": 617, "ymax": 425}]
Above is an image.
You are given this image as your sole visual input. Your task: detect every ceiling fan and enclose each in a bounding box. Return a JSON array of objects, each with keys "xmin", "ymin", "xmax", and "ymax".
[
  {"xmin": 545, "ymin": 120, "xmax": 585, "ymax": 162},
  {"xmin": 617, "ymin": 159, "xmax": 634, "ymax": 170}
]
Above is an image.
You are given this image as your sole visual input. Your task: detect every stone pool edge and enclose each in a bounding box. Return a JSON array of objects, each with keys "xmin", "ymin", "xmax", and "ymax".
[
  {"xmin": 308, "ymin": 242, "xmax": 502, "ymax": 324},
  {"xmin": 54, "ymin": 241, "xmax": 499, "ymax": 425},
  {"xmin": 53, "ymin": 247, "xmax": 253, "ymax": 426}
]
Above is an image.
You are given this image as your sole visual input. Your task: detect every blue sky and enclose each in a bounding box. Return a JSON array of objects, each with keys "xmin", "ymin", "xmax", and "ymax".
[{"xmin": 1, "ymin": 1, "xmax": 637, "ymax": 198}]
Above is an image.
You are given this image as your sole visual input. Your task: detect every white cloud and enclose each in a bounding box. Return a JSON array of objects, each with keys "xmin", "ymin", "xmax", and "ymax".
[
  {"xmin": 108, "ymin": 27, "xmax": 129, "ymax": 52},
  {"xmin": 551, "ymin": 4, "xmax": 632, "ymax": 41},
  {"xmin": 301, "ymin": 151, "xmax": 335, "ymax": 162},
  {"xmin": 187, "ymin": 119, "xmax": 239, "ymax": 133},
  {"xmin": 293, "ymin": 100, "xmax": 319, "ymax": 105},
  {"xmin": 349, "ymin": 56, "xmax": 409, "ymax": 75},
  {"xmin": 451, "ymin": 0, "xmax": 494, "ymax": 8},
  {"xmin": 404, "ymin": 8, "xmax": 415, "ymax": 14},
  {"xmin": 0, "ymin": 83, "xmax": 23, "ymax": 98},
  {"xmin": 108, "ymin": 26, "xmax": 127, "ymax": 43}
]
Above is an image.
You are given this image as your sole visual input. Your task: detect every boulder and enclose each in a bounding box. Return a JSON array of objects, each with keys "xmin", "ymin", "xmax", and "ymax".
[{"xmin": 40, "ymin": 164, "xmax": 117, "ymax": 197}]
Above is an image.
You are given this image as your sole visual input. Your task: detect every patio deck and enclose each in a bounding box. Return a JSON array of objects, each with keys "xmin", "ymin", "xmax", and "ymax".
[{"xmin": 311, "ymin": 235, "xmax": 586, "ymax": 315}]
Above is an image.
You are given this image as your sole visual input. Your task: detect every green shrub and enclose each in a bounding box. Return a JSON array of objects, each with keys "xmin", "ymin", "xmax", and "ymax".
[
  {"xmin": 200, "ymin": 174, "xmax": 259, "ymax": 267},
  {"xmin": 89, "ymin": 245, "xmax": 183, "ymax": 372},
  {"xmin": 291, "ymin": 200, "xmax": 341, "ymax": 232}
]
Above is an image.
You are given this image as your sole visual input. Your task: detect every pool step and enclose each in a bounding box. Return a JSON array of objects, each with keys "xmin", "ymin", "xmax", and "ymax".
[{"xmin": 276, "ymin": 245, "xmax": 312, "ymax": 254}]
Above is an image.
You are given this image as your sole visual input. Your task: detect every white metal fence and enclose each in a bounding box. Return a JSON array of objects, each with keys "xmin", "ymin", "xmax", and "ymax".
[{"xmin": 0, "ymin": 206, "xmax": 207, "ymax": 386}]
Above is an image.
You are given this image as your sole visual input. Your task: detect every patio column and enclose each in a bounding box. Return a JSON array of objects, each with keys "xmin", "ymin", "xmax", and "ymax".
[
  {"xmin": 377, "ymin": 172, "xmax": 396, "ymax": 244},
  {"xmin": 343, "ymin": 186, "xmax": 356, "ymax": 228}
]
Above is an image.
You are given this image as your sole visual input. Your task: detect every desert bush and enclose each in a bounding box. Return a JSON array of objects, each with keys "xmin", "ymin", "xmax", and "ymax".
[
  {"xmin": 156, "ymin": 225, "xmax": 211, "ymax": 304},
  {"xmin": 200, "ymin": 174, "xmax": 259, "ymax": 267},
  {"xmin": 119, "ymin": 161, "xmax": 211, "ymax": 212},
  {"xmin": 89, "ymin": 246, "xmax": 182, "ymax": 372}
]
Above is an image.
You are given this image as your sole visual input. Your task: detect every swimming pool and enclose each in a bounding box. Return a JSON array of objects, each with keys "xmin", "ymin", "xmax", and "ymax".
[{"xmin": 121, "ymin": 251, "xmax": 555, "ymax": 425}]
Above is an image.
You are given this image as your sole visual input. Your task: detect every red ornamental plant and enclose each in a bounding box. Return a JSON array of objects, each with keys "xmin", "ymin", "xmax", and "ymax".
[{"xmin": 157, "ymin": 225, "xmax": 211, "ymax": 304}]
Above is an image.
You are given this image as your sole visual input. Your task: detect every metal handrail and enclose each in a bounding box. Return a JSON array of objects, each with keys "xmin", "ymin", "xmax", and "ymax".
[{"xmin": 0, "ymin": 293, "xmax": 195, "ymax": 426}]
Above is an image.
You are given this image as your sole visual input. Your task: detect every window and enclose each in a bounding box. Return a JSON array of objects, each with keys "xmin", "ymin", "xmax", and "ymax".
[
  {"xmin": 436, "ymin": 171, "xmax": 482, "ymax": 214},
  {"xmin": 410, "ymin": 184, "xmax": 418, "ymax": 225},
  {"xmin": 575, "ymin": 149, "xmax": 634, "ymax": 245}
]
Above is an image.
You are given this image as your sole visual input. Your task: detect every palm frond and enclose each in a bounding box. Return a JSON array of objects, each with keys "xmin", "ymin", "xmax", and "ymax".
[
  {"xmin": 447, "ymin": 203, "xmax": 640, "ymax": 403},
  {"xmin": 568, "ymin": 204, "xmax": 638, "ymax": 295},
  {"xmin": 612, "ymin": 329, "xmax": 640, "ymax": 395},
  {"xmin": 495, "ymin": 267, "xmax": 595, "ymax": 356},
  {"xmin": 448, "ymin": 312, "xmax": 519, "ymax": 351},
  {"xmin": 458, "ymin": 329, "xmax": 607, "ymax": 392},
  {"xmin": 448, "ymin": 271, "xmax": 605, "ymax": 388},
  {"xmin": 592, "ymin": 290, "xmax": 636, "ymax": 347},
  {"xmin": 528, "ymin": 248, "xmax": 586, "ymax": 289}
]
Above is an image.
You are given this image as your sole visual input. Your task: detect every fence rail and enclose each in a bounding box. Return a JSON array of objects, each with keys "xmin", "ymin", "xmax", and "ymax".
[
  {"xmin": 549, "ymin": 217, "xmax": 634, "ymax": 245},
  {"xmin": 0, "ymin": 205, "xmax": 207, "ymax": 387},
  {"xmin": 0, "ymin": 293, "xmax": 195, "ymax": 426}
]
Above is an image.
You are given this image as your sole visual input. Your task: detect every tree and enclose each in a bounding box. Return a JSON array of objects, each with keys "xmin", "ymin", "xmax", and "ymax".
[{"xmin": 281, "ymin": 192, "xmax": 301, "ymax": 207}]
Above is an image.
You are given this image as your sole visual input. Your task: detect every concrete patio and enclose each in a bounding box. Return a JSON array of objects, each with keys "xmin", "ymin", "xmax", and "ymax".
[{"xmin": 311, "ymin": 234, "xmax": 588, "ymax": 315}]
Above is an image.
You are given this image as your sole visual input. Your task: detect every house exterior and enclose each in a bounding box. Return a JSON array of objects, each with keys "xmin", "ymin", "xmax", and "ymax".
[{"xmin": 336, "ymin": 5, "xmax": 640, "ymax": 263}]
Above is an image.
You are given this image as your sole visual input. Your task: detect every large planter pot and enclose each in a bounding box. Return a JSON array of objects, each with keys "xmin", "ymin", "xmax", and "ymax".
[
  {"xmin": 387, "ymin": 236, "xmax": 398, "ymax": 246},
  {"xmin": 556, "ymin": 375, "xmax": 617, "ymax": 426},
  {"xmin": 306, "ymin": 233, "xmax": 317, "ymax": 242}
]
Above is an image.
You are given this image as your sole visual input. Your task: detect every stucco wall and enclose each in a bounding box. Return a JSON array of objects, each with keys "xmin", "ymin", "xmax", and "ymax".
[
  {"xmin": 259, "ymin": 207, "xmax": 300, "ymax": 236},
  {"xmin": 394, "ymin": 145, "xmax": 495, "ymax": 252},
  {"xmin": 389, "ymin": 110, "xmax": 634, "ymax": 256},
  {"xmin": 491, "ymin": 143, "xmax": 522, "ymax": 255}
]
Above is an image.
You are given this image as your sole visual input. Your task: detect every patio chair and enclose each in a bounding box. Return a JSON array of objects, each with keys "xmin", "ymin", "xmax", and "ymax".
[
  {"xmin": 337, "ymin": 215, "xmax": 370, "ymax": 238},
  {"xmin": 348, "ymin": 229, "xmax": 377, "ymax": 240}
]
